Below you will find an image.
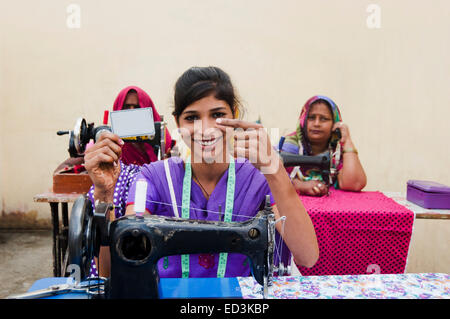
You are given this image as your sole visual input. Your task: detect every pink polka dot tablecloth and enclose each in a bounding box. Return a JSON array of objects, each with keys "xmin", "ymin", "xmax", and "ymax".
[{"xmin": 296, "ymin": 189, "xmax": 415, "ymax": 276}]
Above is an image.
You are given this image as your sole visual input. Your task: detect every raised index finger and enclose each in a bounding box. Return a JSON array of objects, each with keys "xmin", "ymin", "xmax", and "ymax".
[{"xmin": 215, "ymin": 118, "xmax": 263, "ymax": 130}]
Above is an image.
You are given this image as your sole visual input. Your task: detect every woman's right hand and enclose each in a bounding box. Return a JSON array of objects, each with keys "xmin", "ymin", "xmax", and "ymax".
[
  {"xmin": 84, "ymin": 132, "xmax": 124, "ymax": 201},
  {"xmin": 293, "ymin": 179, "xmax": 328, "ymax": 196}
]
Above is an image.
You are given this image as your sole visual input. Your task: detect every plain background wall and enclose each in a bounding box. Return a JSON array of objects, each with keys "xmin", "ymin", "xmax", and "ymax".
[{"xmin": 0, "ymin": 1, "xmax": 449, "ymax": 273}]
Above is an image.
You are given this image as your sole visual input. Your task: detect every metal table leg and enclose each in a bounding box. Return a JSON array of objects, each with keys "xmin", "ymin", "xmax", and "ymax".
[
  {"xmin": 49, "ymin": 202, "xmax": 60, "ymax": 277},
  {"xmin": 61, "ymin": 202, "xmax": 69, "ymax": 275}
]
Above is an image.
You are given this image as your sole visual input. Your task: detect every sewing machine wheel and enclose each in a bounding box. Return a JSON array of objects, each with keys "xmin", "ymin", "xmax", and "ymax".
[
  {"xmin": 68, "ymin": 195, "xmax": 96, "ymax": 279},
  {"xmin": 72, "ymin": 117, "xmax": 92, "ymax": 156}
]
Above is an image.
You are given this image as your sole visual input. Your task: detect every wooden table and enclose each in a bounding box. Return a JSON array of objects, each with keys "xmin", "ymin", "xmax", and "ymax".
[{"xmin": 33, "ymin": 192, "xmax": 84, "ymax": 277}]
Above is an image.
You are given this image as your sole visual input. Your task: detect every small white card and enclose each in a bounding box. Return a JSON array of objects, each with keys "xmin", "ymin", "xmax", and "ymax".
[{"xmin": 109, "ymin": 108, "xmax": 155, "ymax": 138}]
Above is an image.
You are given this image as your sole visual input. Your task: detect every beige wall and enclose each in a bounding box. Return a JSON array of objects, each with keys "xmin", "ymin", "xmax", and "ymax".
[{"xmin": 0, "ymin": 1, "xmax": 449, "ymax": 272}]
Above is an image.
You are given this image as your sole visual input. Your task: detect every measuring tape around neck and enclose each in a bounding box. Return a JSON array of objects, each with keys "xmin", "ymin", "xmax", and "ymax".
[{"xmin": 180, "ymin": 157, "xmax": 235, "ymax": 278}]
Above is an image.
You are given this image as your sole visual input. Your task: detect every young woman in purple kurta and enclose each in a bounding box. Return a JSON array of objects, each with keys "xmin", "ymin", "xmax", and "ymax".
[
  {"xmin": 87, "ymin": 157, "xmax": 277, "ymax": 278},
  {"xmin": 84, "ymin": 66, "xmax": 319, "ymax": 279},
  {"xmin": 126, "ymin": 156, "xmax": 274, "ymax": 278}
]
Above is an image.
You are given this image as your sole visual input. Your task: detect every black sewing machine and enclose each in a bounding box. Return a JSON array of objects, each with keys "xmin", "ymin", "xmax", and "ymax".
[
  {"xmin": 65, "ymin": 195, "xmax": 276, "ymax": 299},
  {"xmin": 57, "ymin": 111, "xmax": 168, "ymax": 159},
  {"xmin": 278, "ymin": 136, "xmax": 332, "ymax": 189}
]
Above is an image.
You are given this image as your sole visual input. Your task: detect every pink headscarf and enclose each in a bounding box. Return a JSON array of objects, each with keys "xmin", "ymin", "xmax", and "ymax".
[{"xmin": 112, "ymin": 86, "xmax": 173, "ymax": 165}]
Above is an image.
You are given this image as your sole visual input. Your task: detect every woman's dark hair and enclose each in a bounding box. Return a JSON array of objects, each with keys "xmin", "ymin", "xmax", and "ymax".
[{"xmin": 172, "ymin": 66, "xmax": 242, "ymax": 122}]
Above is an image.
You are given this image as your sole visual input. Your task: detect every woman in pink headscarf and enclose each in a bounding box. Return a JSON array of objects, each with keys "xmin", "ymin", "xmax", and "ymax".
[{"xmin": 112, "ymin": 86, "xmax": 173, "ymax": 165}]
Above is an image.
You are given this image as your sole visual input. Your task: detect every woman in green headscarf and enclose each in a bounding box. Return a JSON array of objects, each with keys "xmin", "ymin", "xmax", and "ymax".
[{"xmin": 281, "ymin": 95, "xmax": 366, "ymax": 196}]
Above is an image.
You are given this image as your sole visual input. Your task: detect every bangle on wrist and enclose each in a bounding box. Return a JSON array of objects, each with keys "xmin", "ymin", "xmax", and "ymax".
[{"xmin": 342, "ymin": 147, "xmax": 358, "ymax": 155}]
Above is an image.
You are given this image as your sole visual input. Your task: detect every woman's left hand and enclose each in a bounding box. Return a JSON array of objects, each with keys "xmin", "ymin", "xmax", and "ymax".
[{"xmin": 215, "ymin": 118, "xmax": 280, "ymax": 174}]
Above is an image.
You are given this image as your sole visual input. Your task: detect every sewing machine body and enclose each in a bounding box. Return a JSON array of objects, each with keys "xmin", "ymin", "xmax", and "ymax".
[
  {"xmin": 108, "ymin": 209, "xmax": 274, "ymax": 299},
  {"xmin": 279, "ymin": 151, "xmax": 331, "ymax": 188},
  {"xmin": 62, "ymin": 194, "xmax": 276, "ymax": 299}
]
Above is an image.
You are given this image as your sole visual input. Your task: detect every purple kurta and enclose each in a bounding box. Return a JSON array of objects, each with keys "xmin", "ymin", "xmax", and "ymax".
[{"xmin": 126, "ymin": 157, "xmax": 277, "ymax": 278}]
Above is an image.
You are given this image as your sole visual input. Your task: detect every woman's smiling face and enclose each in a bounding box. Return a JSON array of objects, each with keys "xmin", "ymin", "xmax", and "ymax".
[{"xmin": 176, "ymin": 94, "xmax": 234, "ymax": 163}]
